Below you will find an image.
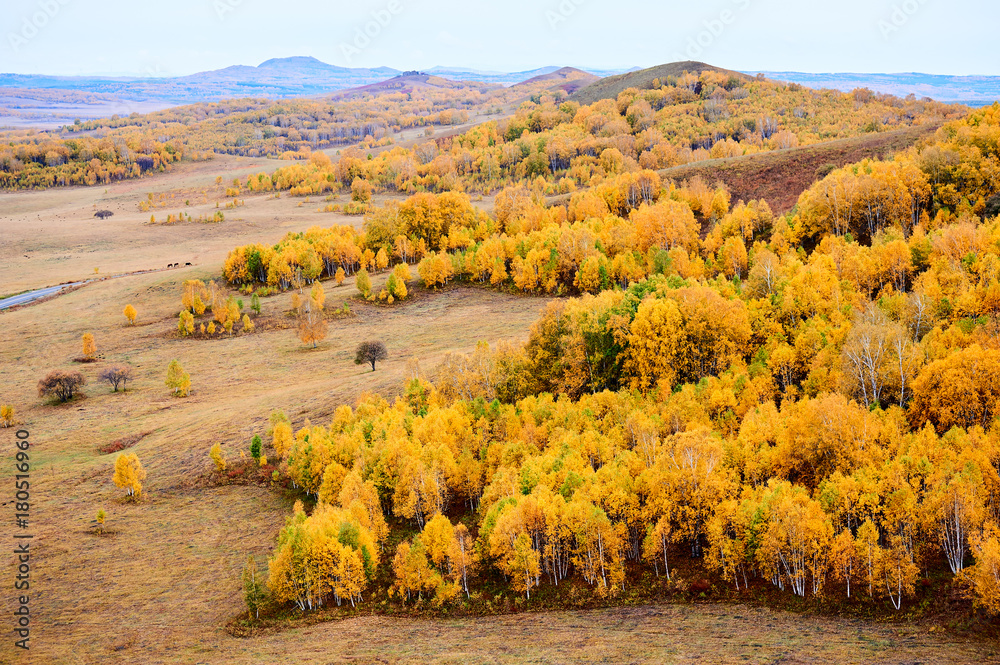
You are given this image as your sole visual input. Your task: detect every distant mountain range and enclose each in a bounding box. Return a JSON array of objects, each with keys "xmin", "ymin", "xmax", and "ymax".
[
  {"xmin": 2, "ymin": 57, "xmax": 998, "ymax": 131},
  {"xmin": 0, "ymin": 56, "xmax": 635, "ymax": 105},
  {"xmin": 748, "ymin": 71, "xmax": 1000, "ymax": 105}
]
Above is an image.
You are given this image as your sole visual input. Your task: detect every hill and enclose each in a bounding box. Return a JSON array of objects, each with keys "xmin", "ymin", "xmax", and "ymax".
[
  {"xmin": 512, "ymin": 66, "xmax": 599, "ymax": 96},
  {"xmin": 425, "ymin": 65, "xmax": 633, "ymax": 86},
  {"xmin": 654, "ymin": 122, "xmax": 944, "ymax": 213},
  {"xmin": 327, "ymin": 72, "xmax": 495, "ymax": 99},
  {"xmin": 568, "ymin": 60, "xmax": 747, "ymax": 104},
  {"xmin": 546, "ymin": 123, "xmax": 942, "ymax": 214}
]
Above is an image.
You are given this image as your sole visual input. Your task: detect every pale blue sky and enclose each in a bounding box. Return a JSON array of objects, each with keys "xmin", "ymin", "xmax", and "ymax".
[{"xmin": 1, "ymin": 0, "xmax": 995, "ymax": 76}]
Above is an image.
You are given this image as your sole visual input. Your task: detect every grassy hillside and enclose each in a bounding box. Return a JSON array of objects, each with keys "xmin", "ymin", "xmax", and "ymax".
[
  {"xmin": 513, "ymin": 66, "xmax": 600, "ymax": 97},
  {"xmin": 547, "ymin": 122, "xmax": 942, "ymax": 214},
  {"xmin": 568, "ymin": 60, "xmax": 746, "ymax": 104}
]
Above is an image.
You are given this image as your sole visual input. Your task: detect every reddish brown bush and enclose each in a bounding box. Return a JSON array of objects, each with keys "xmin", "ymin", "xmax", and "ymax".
[{"xmin": 38, "ymin": 370, "xmax": 86, "ymax": 402}]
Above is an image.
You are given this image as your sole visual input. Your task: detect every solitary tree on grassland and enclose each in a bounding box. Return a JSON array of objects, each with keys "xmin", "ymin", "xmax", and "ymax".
[
  {"xmin": 99, "ymin": 364, "xmax": 134, "ymax": 392},
  {"xmin": 38, "ymin": 370, "xmax": 86, "ymax": 402},
  {"xmin": 355, "ymin": 340, "xmax": 388, "ymax": 371},
  {"xmin": 113, "ymin": 452, "xmax": 146, "ymax": 499},
  {"xmin": 82, "ymin": 333, "xmax": 97, "ymax": 359},
  {"xmin": 0, "ymin": 405, "xmax": 15, "ymax": 427},
  {"xmin": 123, "ymin": 304, "xmax": 137, "ymax": 325},
  {"xmin": 165, "ymin": 359, "xmax": 191, "ymax": 397}
]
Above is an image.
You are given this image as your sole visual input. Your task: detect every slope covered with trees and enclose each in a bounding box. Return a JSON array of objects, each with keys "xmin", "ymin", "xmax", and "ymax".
[
  {"xmin": 2, "ymin": 65, "xmax": 965, "ymax": 192},
  {"xmin": 259, "ymin": 68, "xmax": 965, "ymax": 200},
  {"xmin": 242, "ymin": 102, "xmax": 1000, "ymax": 619},
  {"xmin": 0, "ymin": 80, "xmax": 511, "ymax": 189}
]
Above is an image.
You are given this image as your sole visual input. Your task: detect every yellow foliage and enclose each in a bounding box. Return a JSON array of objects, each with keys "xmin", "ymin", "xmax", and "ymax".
[
  {"xmin": 210, "ymin": 443, "xmax": 227, "ymax": 472},
  {"xmin": 165, "ymin": 359, "xmax": 191, "ymax": 397},
  {"xmin": 0, "ymin": 404, "xmax": 14, "ymax": 427},
  {"xmin": 113, "ymin": 452, "xmax": 146, "ymax": 499},
  {"xmin": 81, "ymin": 333, "xmax": 96, "ymax": 359}
]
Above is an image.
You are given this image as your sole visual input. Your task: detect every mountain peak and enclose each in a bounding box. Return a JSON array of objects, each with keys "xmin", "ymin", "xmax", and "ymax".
[{"xmin": 257, "ymin": 56, "xmax": 327, "ymax": 68}]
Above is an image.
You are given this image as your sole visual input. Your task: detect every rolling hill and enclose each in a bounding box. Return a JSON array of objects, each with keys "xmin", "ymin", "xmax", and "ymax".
[
  {"xmin": 512, "ymin": 66, "xmax": 600, "ymax": 96},
  {"xmin": 426, "ymin": 65, "xmax": 634, "ymax": 85},
  {"xmin": 568, "ymin": 60, "xmax": 746, "ymax": 104},
  {"xmin": 327, "ymin": 72, "xmax": 495, "ymax": 99},
  {"xmin": 546, "ymin": 123, "xmax": 943, "ymax": 215}
]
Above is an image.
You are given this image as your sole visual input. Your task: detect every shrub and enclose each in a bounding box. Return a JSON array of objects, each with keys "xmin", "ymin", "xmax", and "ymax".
[
  {"xmin": 38, "ymin": 370, "xmax": 86, "ymax": 402},
  {"xmin": 99, "ymin": 364, "xmax": 134, "ymax": 392},
  {"xmin": 210, "ymin": 443, "xmax": 227, "ymax": 472}
]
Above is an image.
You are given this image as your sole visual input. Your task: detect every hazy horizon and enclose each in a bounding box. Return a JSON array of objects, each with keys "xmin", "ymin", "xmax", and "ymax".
[{"xmin": 2, "ymin": 0, "xmax": 997, "ymax": 78}]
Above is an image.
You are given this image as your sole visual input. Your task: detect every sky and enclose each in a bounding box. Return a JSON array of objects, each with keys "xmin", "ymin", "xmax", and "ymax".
[{"xmin": 1, "ymin": 0, "xmax": 997, "ymax": 77}]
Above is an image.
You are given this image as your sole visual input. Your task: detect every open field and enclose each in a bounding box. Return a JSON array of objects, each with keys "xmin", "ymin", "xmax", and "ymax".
[
  {"xmin": 0, "ymin": 153, "xmax": 378, "ymax": 295},
  {"xmin": 32, "ymin": 603, "xmax": 999, "ymax": 664},
  {"xmin": 0, "ymin": 176, "xmax": 549, "ymax": 662}
]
